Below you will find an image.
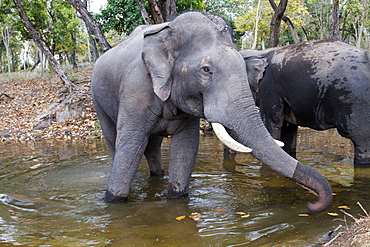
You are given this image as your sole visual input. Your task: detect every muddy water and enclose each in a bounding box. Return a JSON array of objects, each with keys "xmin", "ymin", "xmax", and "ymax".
[{"xmin": 1, "ymin": 128, "xmax": 370, "ymax": 246}]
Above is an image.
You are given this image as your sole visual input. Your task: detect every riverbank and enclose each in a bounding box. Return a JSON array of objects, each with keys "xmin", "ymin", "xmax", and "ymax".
[
  {"xmin": 322, "ymin": 204, "xmax": 370, "ymax": 246},
  {"xmin": 0, "ymin": 70, "xmax": 102, "ymax": 143}
]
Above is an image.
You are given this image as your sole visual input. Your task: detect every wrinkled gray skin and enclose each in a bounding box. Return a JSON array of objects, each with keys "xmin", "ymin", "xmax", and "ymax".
[
  {"xmin": 241, "ymin": 40, "xmax": 370, "ymax": 166},
  {"xmin": 91, "ymin": 12, "xmax": 332, "ymax": 214}
]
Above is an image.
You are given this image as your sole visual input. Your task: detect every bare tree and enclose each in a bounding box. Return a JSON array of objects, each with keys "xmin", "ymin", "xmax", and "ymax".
[
  {"xmin": 147, "ymin": 0, "xmax": 165, "ymax": 23},
  {"xmin": 137, "ymin": 0, "xmax": 177, "ymax": 24},
  {"xmin": 66, "ymin": 0, "xmax": 111, "ymax": 52},
  {"xmin": 269, "ymin": 0, "xmax": 300, "ymax": 44},
  {"xmin": 136, "ymin": 0, "xmax": 152, "ymax": 24},
  {"xmin": 331, "ymin": 0, "xmax": 340, "ymax": 40},
  {"xmin": 158, "ymin": 0, "xmax": 177, "ymax": 21},
  {"xmin": 2, "ymin": 26, "xmax": 11, "ymax": 77},
  {"xmin": 13, "ymin": 0, "xmax": 74, "ymax": 92},
  {"xmin": 252, "ymin": 0, "xmax": 263, "ymax": 49},
  {"xmin": 268, "ymin": 0, "xmax": 288, "ymax": 47}
]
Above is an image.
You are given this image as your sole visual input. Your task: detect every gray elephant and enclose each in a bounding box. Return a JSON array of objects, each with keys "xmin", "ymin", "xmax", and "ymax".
[
  {"xmin": 91, "ymin": 12, "xmax": 332, "ymax": 213},
  {"xmin": 241, "ymin": 40, "xmax": 370, "ymax": 166}
]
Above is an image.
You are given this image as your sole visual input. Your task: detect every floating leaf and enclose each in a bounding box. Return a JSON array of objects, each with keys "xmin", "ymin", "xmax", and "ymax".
[
  {"xmin": 126, "ymin": 215, "xmax": 132, "ymax": 218},
  {"xmin": 236, "ymin": 212, "xmax": 247, "ymax": 215},
  {"xmin": 332, "ymin": 193, "xmax": 337, "ymax": 196},
  {"xmin": 189, "ymin": 213, "xmax": 202, "ymax": 220},
  {"xmin": 298, "ymin": 213, "xmax": 310, "ymax": 217},
  {"xmin": 176, "ymin": 216, "xmax": 186, "ymax": 221},
  {"xmin": 213, "ymin": 209, "xmax": 225, "ymax": 212},
  {"xmin": 241, "ymin": 214, "xmax": 250, "ymax": 218},
  {"xmin": 327, "ymin": 212, "xmax": 339, "ymax": 216},
  {"xmin": 338, "ymin": 205, "xmax": 350, "ymax": 210}
]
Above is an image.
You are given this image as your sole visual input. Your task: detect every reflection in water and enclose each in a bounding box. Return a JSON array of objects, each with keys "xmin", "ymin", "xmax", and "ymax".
[{"xmin": 0, "ymin": 129, "xmax": 370, "ymax": 246}]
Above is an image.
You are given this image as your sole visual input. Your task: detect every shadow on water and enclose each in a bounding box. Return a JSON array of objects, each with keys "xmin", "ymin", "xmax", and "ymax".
[{"xmin": 1, "ymin": 128, "xmax": 370, "ymax": 246}]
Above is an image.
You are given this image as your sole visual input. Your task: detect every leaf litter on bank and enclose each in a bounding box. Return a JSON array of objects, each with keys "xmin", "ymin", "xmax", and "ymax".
[
  {"xmin": 0, "ymin": 70, "xmax": 102, "ymax": 142},
  {"xmin": 322, "ymin": 202, "xmax": 370, "ymax": 246}
]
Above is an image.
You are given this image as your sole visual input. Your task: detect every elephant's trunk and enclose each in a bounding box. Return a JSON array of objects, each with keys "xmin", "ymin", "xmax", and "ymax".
[
  {"xmin": 206, "ymin": 87, "xmax": 332, "ymax": 214},
  {"xmin": 290, "ymin": 162, "xmax": 333, "ymax": 214},
  {"xmin": 230, "ymin": 108, "xmax": 333, "ymax": 214}
]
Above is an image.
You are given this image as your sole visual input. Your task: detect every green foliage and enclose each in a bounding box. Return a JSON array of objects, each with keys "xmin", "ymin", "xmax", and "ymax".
[
  {"xmin": 235, "ymin": 0, "xmax": 310, "ymax": 49},
  {"xmin": 96, "ymin": 0, "xmax": 208, "ymax": 35},
  {"xmin": 95, "ymin": 0, "xmax": 144, "ymax": 35},
  {"xmin": 177, "ymin": 0, "xmax": 206, "ymax": 12}
]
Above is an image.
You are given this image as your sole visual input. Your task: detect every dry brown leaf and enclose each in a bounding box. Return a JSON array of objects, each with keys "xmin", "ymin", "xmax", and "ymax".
[
  {"xmin": 328, "ymin": 212, "xmax": 339, "ymax": 216},
  {"xmin": 176, "ymin": 216, "xmax": 186, "ymax": 221},
  {"xmin": 298, "ymin": 213, "xmax": 310, "ymax": 217},
  {"xmin": 189, "ymin": 213, "xmax": 202, "ymax": 220}
]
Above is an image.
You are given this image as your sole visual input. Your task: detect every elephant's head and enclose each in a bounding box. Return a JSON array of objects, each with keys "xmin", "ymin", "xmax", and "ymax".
[{"xmin": 142, "ymin": 12, "xmax": 332, "ymax": 214}]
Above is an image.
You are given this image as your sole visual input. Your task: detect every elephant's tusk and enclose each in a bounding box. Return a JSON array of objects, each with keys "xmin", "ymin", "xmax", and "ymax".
[
  {"xmin": 275, "ymin": 139, "xmax": 285, "ymax": 147},
  {"xmin": 211, "ymin": 122, "xmax": 285, "ymax": 153},
  {"xmin": 211, "ymin": 122, "xmax": 252, "ymax": 153}
]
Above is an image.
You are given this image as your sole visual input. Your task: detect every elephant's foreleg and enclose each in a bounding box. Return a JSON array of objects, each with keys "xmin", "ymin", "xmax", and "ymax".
[
  {"xmin": 281, "ymin": 122, "xmax": 298, "ymax": 157},
  {"xmin": 145, "ymin": 136, "xmax": 165, "ymax": 176},
  {"xmin": 168, "ymin": 117, "xmax": 200, "ymax": 199},
  {"xmin": 105, "ymin": 136, "xmax": 149, "ymax": 202}
]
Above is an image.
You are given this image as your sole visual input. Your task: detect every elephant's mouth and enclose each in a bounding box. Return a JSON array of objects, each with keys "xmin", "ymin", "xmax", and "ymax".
[{"xmin": 210, "ymin": 122, "xmax": 284, "ymax": 152}]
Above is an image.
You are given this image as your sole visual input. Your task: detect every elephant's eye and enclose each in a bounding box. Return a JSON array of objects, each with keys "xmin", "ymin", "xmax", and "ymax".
[{"xmin": 202, "ymin": 66, "xmax": 211, "ymax": 73}]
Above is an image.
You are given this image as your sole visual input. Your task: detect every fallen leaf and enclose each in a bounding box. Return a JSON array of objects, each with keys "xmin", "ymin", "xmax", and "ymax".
[
  {"xmin": 332, "ymin": 193, "xmax": 337, "ymax": 196},
  {"xmin": 298, "ymin": 213, "xmax": 310, "ymax": 217},
  {"xmin": 213, "ymin": 209, "xmax": 225, "ymax": 212},
  {"xmin": 126, "ymin": 216, "xmax": 132, "ymax": 218},
  {"xmin": 338, "ymin": 205, "xmax": 350, "ymax": 210},
  {"xmin": 327, "ymin": 212, "xmax": 339, "ymax": 216},
  {"xmin": 333, "ymin": 218, "xmax": 346, "ymax": 222},
  {"xmin": 176, "ymin": 216, "xmax": 186, "ymax": 221},
  {"xmin": 189, "ymin": 213, "xmax": 202, "ymax": 220}
]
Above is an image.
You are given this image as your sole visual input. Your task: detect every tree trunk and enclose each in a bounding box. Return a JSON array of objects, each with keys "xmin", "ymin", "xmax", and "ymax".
[
  {"xmin": 148, "ymin": 0, "xmax": 164, "ymax": 23},
  {"xmin": 66, "ymin": 0, "xmax": 111, "ymax": 52},
  {"xmin": 13, "ymin": 0, "xmax": 74, "ymax": 92},
  {"xmin": 331, "ymin": 0, "xmax": 340, "ymax": 41},
  {"xmin": 268, "ymin": 0, "xmax": 289, "ymax": 47},
  {"xmin": 282, "ymin": 16, "xmax": 300, "ymax": 43},
  {"xmin": 136, "ymin": 0, "xmax": 152, "ymax": 24},
  {"xmin": 71, "ymin": 33, "xmax": 78, "ymax": 70},
  {"xmin": 252, "ymin": 0, "xmax": 262, "ymax": 49},
  {"xmin": 0, "ymin": 51, "xmax": 3, "ymax": 73},
  {"xmin": 2, "ymin": 27, "xmax": 11, "ymax": 77},
  {"xmin": 158, "ymin": 0, "xmax": 177, "ymax": 22}
]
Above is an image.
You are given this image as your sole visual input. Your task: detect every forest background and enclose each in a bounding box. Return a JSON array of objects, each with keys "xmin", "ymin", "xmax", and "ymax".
[{"xmin": 0, "ymin": 0, "xmax": 369, "ymax": 78}]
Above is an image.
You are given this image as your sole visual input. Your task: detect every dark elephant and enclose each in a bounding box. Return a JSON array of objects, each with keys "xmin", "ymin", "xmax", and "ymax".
[
  {"xmin": 241, "ymin": 40, "xmax": 370, "ymax": 166},
  {"xmin": 91, "ymin": 12, "xmax": 332, "ymax": 213}
]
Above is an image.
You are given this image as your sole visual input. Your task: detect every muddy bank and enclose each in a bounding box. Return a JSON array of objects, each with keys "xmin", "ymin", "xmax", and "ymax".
[{"xmin": 0, "ymin": 70, "xmax": 102, "ymax": 142}]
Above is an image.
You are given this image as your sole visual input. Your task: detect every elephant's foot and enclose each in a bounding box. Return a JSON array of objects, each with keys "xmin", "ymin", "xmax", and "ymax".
[
  {"xmin": 104, "ymin": 190, "xmax": 128, "ymax": 203},
  {"xmin": 167, "ymin": 185, "xmax": 189, "ymax": 199},
  {"xmin": 354, "ymin": 156, "xmax": 370, "ymax": 167},
  {"xmin": 150, "ymin": 169, "xmax": 165, "ymax": 176}
]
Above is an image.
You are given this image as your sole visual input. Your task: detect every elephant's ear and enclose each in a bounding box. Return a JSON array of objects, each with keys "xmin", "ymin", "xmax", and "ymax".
[
  {"xmin": 142, "ymin": 23, "xmax": 174, "ymax": 101},
  {"xmin": 244, "ymin": 56, "xmax": 268, "ymax": 93}
]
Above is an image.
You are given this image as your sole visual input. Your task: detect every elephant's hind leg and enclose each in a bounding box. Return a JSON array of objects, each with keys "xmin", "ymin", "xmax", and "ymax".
[
  {"xmin": 281, "ymin": 122, "xmax": 298, "ymax": 157},
  {"xmin": 145, "ymin": 136, "xmax": 165, "ymax": 176}
]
